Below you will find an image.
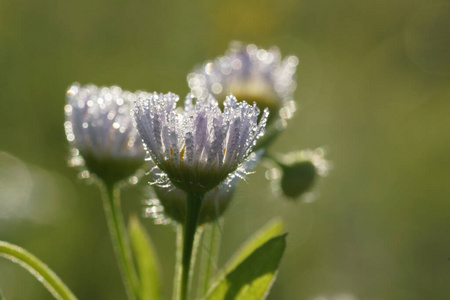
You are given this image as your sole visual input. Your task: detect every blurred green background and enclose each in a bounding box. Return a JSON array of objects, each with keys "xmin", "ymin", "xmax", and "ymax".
[{"xmin": 1, "ymin": 0, "xmax": 450, "ymax": 299}]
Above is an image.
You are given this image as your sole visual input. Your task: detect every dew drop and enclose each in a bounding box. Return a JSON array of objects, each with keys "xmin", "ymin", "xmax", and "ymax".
[
  {"xmin": 212, "ymin": 83, "xmax": 223, "ymax": 94},
  {"xmin": 80, "ymin": 170, "xmax": 90, "ymax": 179},
  {"xmin": 265, "ymin": 167, "xmax": 281, "ymax": 180},
  {"xmin": 129, "ymin": 176, "xmax": 138, "ymax": 185},
  {"xmin": 64, "ymin": 104, "xmax": 73, "ymax": 115}
]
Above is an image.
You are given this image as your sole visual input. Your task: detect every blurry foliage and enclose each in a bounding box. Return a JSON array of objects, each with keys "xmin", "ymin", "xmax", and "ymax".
[{"xmin": 1, "ymin": 0, "xmax": 450, "ymax": 299}]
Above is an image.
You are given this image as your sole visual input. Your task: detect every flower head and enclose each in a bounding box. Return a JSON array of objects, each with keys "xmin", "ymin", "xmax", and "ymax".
[
  {"xmin": 133, "ymin": 92, "xmax": 268, "ymax": 194},
  {"xmin": 188, "ymin": 41, "xmax": 298, "ymax": 125},
  {"xmin": 64, "ymin": 83, "xmax": 148, "ymax": 183}
]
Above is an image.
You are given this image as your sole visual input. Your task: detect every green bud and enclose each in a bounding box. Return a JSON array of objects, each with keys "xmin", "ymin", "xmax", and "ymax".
[
  {"xmin": 266, "ymin": 148, "xmax": 331, "ymax": 201},
  {"xmin": 280, "ymin": 160, "xmax": 317, "ymax": 199}
]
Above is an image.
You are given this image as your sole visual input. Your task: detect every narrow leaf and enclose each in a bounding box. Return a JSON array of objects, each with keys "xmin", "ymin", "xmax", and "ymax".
[
  {"xmin": 0, "ymin": 287, "xmax": 5, "ymax": 300},
  {"xmin": 225, "ymin": 218, "xmax": 284, "ymax": 273},
  {"xmin": 206, "ymin": 234, "xmax": 286, "ymax": 300},
  {"xmin": 128, "ymin": 216, "xmax": 162, "ymax": 300},
  {"xmin": 0, "ymin": 241, "xmax": 77, "ymax": 300},
  {"xmin": 205, "ymin": 234, "xmax": 287, "ymax": 300}
]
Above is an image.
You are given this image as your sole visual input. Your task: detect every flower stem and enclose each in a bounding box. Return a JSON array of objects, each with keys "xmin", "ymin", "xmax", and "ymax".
[
  {"xmin": 0, "ymin": 241, "xmax": 77, "ymax": 300},
  {"xmin": 179, "ymin": 192, "xmax": 204, "ymax": 300},
  {"xmin": 102, "ymin": 183, "xmax": 140, "ymax": 300}
]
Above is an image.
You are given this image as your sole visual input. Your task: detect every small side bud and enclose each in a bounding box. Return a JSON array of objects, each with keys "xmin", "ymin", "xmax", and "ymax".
[
  {"xmin": 280, "ymin": 160, "xmax": 317, "ymax": 199},
  {"xmin": 266, "ymin": 148, "xmax": 331, "ymax": 201}
]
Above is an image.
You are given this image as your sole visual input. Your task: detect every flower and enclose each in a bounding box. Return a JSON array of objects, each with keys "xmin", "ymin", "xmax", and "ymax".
[
  {"xmin": 187, "ymin": 41, "xmax": 298, "ymax": 125},
  {"xmin": 132, "ymin": 92, "xmax": 268, "ymax": 194},
  {"xmin": 144, "ymin": 151, "xmax": 261, "ymax": 225},
  {"xmin": 64, "ymin": 83, "xmax": 148, "ymax": 183}
]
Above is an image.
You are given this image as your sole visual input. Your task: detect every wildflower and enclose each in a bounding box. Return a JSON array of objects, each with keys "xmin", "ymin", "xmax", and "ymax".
[
  {"xmin": 267, "ymin": 148, "xmax": 331, "ymax": 200},
  {"xmin": 64, "ymin": 83, "xmax": 148, "ymax": 183},
  {"xmin": 145, "ymin": 152, "xmax": 261, "ymax": 225},
  {"xmin": 187, "ymin": 41, "xmax": 298, "ymax": 125},
  {"xmin": 132, "ymin": 93, "xmax": 268, "ymax": 194}
]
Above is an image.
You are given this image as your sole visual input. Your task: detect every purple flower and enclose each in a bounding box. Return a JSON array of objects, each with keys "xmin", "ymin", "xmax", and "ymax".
[
  {"xmin": 132, "ymin": 92, "xmax": 268, "ymax": 194},
  {"xmin": 64, "ymin": 83, "xmax": 148, "ymax": 183},
  {"xmin": 188, "ymin": 41, "xmax": 298, "ymax": 125}
]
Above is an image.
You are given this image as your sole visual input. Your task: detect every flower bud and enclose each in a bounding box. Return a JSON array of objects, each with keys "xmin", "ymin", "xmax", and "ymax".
[
  {"xmin": 266, "ymin": 148, "xmax": 331, "ymax": 201},
  {"xmin": 280, "ymin": 160, "xmax": 317, "ymax": 199}
]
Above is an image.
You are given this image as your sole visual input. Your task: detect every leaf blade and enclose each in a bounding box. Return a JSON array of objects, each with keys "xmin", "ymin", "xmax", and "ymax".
[
  {"xmin": 128, "ymin": 216, "xmax": 162, "ymax": 300},
  {"xmin": 225, "ymin": 218, "xmax": 284, "ymax": 273},
  {"xmin": 205, "ymin": 233, "xmax": 287, "ymax": 300}
]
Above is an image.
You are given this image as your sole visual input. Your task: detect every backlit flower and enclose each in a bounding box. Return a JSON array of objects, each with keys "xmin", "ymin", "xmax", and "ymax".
[
  {"xmin": 188, "ymin": 41, "xmax": 298, "ymax": 125},
  {"xmin": 64, "ymin": 83, "xmax": 148, "ymax": 183},
  {"xmin": 132, "ymin": 92, "xmax": 268, "ymax": 194}
]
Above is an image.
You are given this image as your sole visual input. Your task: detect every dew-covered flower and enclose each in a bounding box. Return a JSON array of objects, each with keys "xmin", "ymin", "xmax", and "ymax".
[
  {"xmin": 64, "ymin": 83, "xmax": 148, "ymax": 183},
  {"xmin": 132, "ymin": 92, "xmax": 268, "ymax": 194},
  {"xmin": 144, "ymin": 151, "xmax": 261, "ymax": 225},
  {"xmin": 188, "ymin": 41, "xmax": 298, "ymax": 125}
]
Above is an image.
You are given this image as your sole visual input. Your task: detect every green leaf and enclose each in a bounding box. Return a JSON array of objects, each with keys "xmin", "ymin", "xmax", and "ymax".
[
  {"xmin": 128, "ymin": 216, "xmax": 162, "ymax": 300},
  {"xmin": 0, "ymin": 288, "xmax": 5, "ymax": 300},
  {"xmin": 225, "ymin": 218, "xmax": 284, "ymax": 273},
  {"xmin": 205, "ymin": 234, "xmax": 287, "ymax": 300}
]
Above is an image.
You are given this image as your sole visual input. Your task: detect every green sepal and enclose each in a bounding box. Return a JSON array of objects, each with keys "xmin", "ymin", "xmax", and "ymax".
[{"xmin": 128, "ymin": 216, "xmax": 162, "ymax": 300}]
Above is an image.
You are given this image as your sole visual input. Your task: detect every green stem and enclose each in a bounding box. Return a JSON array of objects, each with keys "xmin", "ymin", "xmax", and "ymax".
[
  {"xmin": 102, "ymin": 183, "xmax": 140, "ymax": 300},
  {"xmin": 262, "ymin": 151, "xmax": 281, "ymax": 165},
  {"xmin": 0, "ymin": 241, "xmax": 77, "ymax": 300},
  {"xmin": 179, "ymin": 192, "xmax": 204, "ymax": 300}
]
